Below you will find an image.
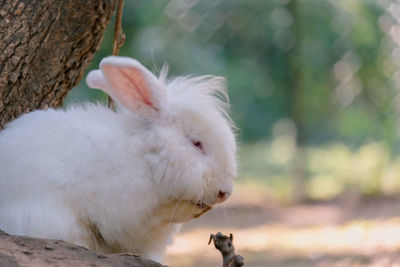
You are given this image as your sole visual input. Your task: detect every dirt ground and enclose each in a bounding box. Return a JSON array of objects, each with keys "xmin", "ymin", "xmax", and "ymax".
[{"xmin": 164, "ymin": 187, "xmax": 400, "ymax": 267}]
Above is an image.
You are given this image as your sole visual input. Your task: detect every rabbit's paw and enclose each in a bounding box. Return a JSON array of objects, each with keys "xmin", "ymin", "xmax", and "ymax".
[{"xmin": 154, "ymin": 200, "xmax": 212, "ymax": 224}]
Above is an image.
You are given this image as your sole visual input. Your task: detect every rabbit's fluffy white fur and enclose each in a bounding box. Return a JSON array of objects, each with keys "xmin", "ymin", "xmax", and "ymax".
[{"xmin": 0, "ymin": 56, "xmax": 237, "ymax": 262}]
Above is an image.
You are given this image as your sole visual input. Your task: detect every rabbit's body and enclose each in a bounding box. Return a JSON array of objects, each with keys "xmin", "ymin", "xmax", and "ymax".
[
  {"xmin": 0, "ymin": 57, "xmax": 237, "ymax": 262},
  {"xmin": 0, "ymin": 105, "xmax": 177, "ymax": 259}
]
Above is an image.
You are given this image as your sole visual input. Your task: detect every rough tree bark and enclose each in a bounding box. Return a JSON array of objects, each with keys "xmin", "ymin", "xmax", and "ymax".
[
  {"xmin": 0, "ymin": 0, "xmax": 113, "ymax": 128},
  {"xmin": 0, "ymin": 1, "xmax": 166, "ymax": 266}
]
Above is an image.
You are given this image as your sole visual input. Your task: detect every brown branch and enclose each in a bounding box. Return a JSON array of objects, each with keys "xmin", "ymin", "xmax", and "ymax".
[
  {"xmin": 209, "ymin": 232, "xmax": 244, "ymax": 267},
  {"xmin": 107, "ymin": 0, "xmax": 126, "ymax": 109},
  {"xmin": 112, "ymin": 0, "xmax": 126, "ymax": 56}
]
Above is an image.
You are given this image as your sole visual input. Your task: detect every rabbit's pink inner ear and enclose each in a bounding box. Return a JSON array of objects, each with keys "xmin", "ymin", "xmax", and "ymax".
[{"xmin": 102, "ymin": 65, "xmax": 155, "ymax": 111}]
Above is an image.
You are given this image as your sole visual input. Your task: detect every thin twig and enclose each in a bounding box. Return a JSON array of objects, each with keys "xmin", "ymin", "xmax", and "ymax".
[
  {"xmin": 112, "ymin": 0, "xmax": 126, "ymax": 56},
  {"xmin": 108, "ymin": 0, "xmax": 126, "ymax": 109}
]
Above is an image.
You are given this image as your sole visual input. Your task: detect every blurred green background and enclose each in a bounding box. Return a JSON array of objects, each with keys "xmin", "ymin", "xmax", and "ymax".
[{"xmin": 66, "ymin": 0, "xmax": 400, "ymax": 203}]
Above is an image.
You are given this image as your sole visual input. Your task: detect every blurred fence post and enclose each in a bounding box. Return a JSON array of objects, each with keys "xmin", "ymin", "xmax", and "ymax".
[{"xmin": 287, "ymin": 0, "xmax": 307, "ymax": 202}]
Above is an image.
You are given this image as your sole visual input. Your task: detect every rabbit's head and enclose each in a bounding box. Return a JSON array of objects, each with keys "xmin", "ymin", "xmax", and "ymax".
[{"xmin": 86, "ymin": 56, "xmax": 237, "ymax": 220}]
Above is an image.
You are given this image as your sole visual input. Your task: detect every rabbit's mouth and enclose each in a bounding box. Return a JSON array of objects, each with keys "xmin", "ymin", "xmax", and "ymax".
[
  {"xmin": 155, "ymin": 200, "xmax": 212, "ymax": 224},
  {"xmin": 194, "ymin": 201, "xmax": 212, "ymax": 210}
]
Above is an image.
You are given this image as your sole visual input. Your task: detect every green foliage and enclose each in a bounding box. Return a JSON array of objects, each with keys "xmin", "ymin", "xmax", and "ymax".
[{"xmin": 239, "ymin": 140, "xmax": 400, "ymax": 201}]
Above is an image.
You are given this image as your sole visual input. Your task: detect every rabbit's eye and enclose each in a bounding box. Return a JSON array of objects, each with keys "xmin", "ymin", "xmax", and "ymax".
[{"xmin": 192, "ymin": 140, "xmax": 205, "ymax": 153}]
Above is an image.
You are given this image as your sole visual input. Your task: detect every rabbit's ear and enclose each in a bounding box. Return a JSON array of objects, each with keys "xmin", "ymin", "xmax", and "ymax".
[
  {"xmin": 86, "ymin": 70, "xmax": 109, "ymax": 91},
  {"xmin": 87, "ymin": 56, "xmax": 165, "ymax": 117},
  {"xmin": 86, "ymin": 69, "xmax": 127, "ymax": 104}
]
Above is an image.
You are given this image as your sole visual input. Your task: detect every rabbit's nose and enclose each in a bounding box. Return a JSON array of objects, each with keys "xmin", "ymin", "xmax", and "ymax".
[{"xmin": 216, "ymin": 190, "xmax": 229, "ymax": 203}]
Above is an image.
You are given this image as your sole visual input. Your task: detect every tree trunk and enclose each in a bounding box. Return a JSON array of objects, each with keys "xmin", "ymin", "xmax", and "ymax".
[{"xmin": 0, "ymin": 0, "xmax": 113, "ymax": 128}]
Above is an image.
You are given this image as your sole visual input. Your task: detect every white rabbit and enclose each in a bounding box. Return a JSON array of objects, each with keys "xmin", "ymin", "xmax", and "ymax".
[{"xmin": 0, "ymin": 56, "xmax": 237, "ymax": 262}]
